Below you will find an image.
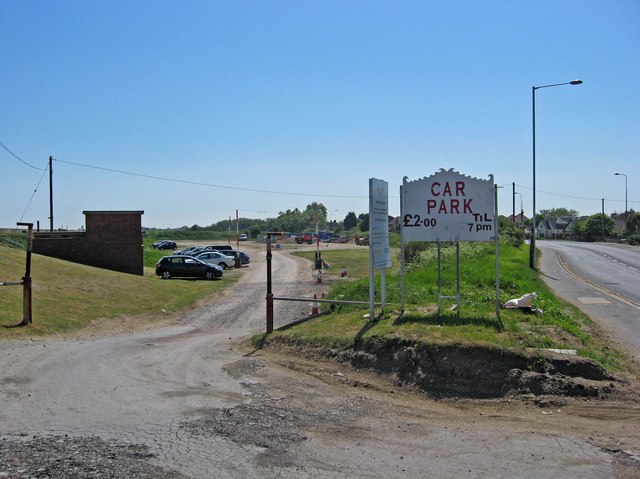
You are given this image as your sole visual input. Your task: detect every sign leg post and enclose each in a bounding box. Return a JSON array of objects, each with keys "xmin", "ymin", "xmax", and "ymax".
[{"xmin": 266, "ymin": 236, "xmax": 273, "ymax": 333}]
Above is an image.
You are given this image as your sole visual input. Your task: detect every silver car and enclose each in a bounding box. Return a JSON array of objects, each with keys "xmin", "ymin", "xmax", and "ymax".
[{"xmin": 194, "ymin": 251, "xmax": 235, "ymax": 269}]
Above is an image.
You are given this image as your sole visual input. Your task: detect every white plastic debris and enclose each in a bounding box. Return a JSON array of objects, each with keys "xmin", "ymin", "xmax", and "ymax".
[{"xmin": 503, "ymin": 292, "xmax": 537, "ymax": 309}]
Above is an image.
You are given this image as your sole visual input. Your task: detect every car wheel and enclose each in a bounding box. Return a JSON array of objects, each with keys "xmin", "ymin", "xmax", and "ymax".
[
  {"xmin": 161, "ymin": 270, "xmax": 171, "ymax": 279},
  {"xmin": 204, "ymin": 270, "xmax": 215, "ymax": 280},
  {"xmin": 220, "ymin": 263, "xmax": 228, "ymax": 270}
]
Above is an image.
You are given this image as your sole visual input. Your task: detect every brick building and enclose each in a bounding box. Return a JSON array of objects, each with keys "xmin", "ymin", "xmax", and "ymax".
[{"xmin": 33, "ymin": 211, "xmax": 144, "ymax": 275}]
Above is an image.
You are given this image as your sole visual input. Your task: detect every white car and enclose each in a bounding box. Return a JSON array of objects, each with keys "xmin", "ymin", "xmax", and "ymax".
[{"xmin": 194, "ymin": 251, "xmax": 235, "ymax": 269}]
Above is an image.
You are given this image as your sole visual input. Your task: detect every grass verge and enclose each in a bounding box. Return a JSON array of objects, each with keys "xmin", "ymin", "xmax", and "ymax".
[
  {"xmin": 0, "ymin": 245, "xmax": 239, "ymax": 338},
  {"xmin": 259, "ymin": 243, "xmax": 628, "ymax": 372}
]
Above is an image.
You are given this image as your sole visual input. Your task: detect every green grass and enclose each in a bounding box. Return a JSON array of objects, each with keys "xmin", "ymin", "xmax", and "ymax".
[
  {"xmin": 294, "ymin": 247, "xmax": 376, "ymax": 278},
  {"xmin": 0, "ymin": 245, "xmax": 240, "ymax": 338},
  {"xmin": 143, "ymin": 241, "xmax": 170, "ymax": 268},
  {"xmin": 278, "ymin": 242, "xmax": 628, "ymax": 371}
]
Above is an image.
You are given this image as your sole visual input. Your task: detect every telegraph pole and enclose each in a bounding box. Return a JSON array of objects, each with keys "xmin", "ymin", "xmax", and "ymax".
[
  {"xmin": 49, "ymin": 156, "xmax": 54, "ymax": 231},
  {"xmin": 601, "ymin": 198, "xmax": 605, "ymax": 241},
  {"xmin": 512, "ymin": 182, "xmax": 516, "ymax": 223}
]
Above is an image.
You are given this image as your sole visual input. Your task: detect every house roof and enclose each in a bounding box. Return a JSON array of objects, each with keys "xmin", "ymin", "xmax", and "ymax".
[{"xmin": 537, "ymin": 216, "xmax": 577, "ymax": 232}]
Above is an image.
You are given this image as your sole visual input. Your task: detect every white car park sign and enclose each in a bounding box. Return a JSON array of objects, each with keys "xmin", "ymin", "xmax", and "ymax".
[{"xmin": 401, "ymin": 169, "xmax": 495, "ymax": 242}]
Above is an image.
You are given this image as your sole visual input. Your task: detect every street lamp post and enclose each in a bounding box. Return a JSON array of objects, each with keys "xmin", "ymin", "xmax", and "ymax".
[
  {"xmin": 530, "ymin": 79, "xmax": 583, "ymax": 269},
  {"xmin": 614, "ymin": 172, "xmax": 628, "ymax": 231}
]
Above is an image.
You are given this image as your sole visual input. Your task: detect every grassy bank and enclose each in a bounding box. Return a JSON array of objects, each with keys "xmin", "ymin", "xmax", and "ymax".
[
  {"xmin": 272, "ymin": 243, "xmax": 627, "ymax": 371},
  {"xmin": 0, "ymin": 245, "xmax": 237, "ymax": 338}
]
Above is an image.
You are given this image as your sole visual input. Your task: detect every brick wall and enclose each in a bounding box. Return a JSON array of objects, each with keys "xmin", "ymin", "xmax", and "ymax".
[{"xmin": 33, "ymin": 211, "xmax": 144, "ymax": 275}]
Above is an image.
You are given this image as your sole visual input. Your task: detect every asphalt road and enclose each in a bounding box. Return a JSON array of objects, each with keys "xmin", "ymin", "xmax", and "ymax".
[{"xmin": 537, "ymin": 241, "xmax": 640, "ymax": 359}]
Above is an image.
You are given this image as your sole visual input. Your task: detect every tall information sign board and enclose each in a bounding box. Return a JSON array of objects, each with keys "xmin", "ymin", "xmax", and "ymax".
[
  {"xmin": 370, "ymin": 178, "xmax": 392, "ymax": 269},
  {"xmin": 369, "ymin": 178, "xmax": 391, "ymax": 319}
]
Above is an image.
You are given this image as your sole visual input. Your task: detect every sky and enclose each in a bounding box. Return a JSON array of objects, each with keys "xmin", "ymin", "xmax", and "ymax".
[{"xmin": 1, "ymin": 0, "xmax": 638, "ymax": 230}]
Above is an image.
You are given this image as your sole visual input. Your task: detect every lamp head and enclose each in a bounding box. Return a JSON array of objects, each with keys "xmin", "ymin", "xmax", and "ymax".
[{"xmin": 570, "ymin": 80, "xmax": 583, "ymax": 85}]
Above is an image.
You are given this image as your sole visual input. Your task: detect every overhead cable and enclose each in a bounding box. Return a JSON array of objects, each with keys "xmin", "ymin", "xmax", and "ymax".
[
  {"xmin": 53, "ymin": 158, "xmax": 369, "ymax": 199},
  {"xmin": 0, "ymin": 141, "xmax": 47, "ymax": 170}
]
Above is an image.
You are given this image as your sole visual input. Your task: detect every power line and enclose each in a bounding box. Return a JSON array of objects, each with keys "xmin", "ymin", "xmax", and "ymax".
[
  {"xmin": 0, "ymin": 141, "xmax": 47, "ymax": 170},
  {"xmin": 20, "ymin": 165, "xmax": 49, "ymax": 221},
  {"xmin": 515, "ymin": 183, "xmax": 636, "ymax": 205},
  {"xmin": 54, "ymin": 158, "xmax": 369, "ymax": 199},
  {"xmin": 1, "ymin": 139, "xmax": 633, "ymax": 205}
]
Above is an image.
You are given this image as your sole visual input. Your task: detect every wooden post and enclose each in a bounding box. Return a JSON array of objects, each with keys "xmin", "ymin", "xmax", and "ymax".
[
  {"xmin": 17, "ymin": 222, "xmax": 33, "ymax": 325},
  {"xmin": 266, "ymin": 235, "xmax": 274, "ymax": 333}
]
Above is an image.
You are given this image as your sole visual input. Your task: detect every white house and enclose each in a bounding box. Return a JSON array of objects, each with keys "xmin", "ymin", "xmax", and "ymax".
[{"xmin": 536, "ymin": 216, "xmax": 576, "ymax": 239}]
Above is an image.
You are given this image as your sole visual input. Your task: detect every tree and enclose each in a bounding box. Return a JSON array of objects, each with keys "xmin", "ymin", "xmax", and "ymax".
[
  {"xmin": 343, "ymin": 211, "xmax": 358, "ymax": 230},
  {"xmin": 538, "ymin": 207, "xmax": 578, "ymax": 220},
  {"xmin": 271, "ymin": 203, "xmax": 328, "ymax": 232},
  {"xmin": 249, "ymin": 226, "xmax": 261, "ymax": 239},
  {"xmin": 303, "ymin": 203, "xmax": 327, "ymax": 228},
  {"xmin": 574, "ymin": 213, "xmax": 614, "ymax": 241},
  {"xmin": 359, "ymin": 213, "xmax": 370, "ymax": 232},
  {"xmin": 626, "ymin": 209, "xmax": 639, "ymax": 235}
]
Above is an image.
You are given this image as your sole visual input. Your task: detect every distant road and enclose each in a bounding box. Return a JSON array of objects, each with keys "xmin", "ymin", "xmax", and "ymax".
[{"xmin": 537, "ymin": 241, "xmax": 640, "ymax": 358}]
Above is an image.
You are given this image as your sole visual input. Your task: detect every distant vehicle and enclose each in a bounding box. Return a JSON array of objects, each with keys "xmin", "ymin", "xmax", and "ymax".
[
  {"xmin": 214, "ymin": 249, "xmax": 250, "ymax": 265},
  {"xmin": 155, "ymin": 240, "xmax": 177, "ymax": 250},
  {"xmin": 185, "ymin": 246, "xmax": 211, "ymax": 256},
  {"xmin": 194, "ymin": 251, "xmax": 235, "ymax": 269},
  {"xmin": 239, "ymin": 234, "xmax": 248, "ymax": 241},
  {"xmin": 356, "ymin": 236, "xmax": 369, "ymax": 246},
  {"xmin": 217, "ymin": 249, "xmax": 238, "ymax": 259},
  {"xmin": 318, "ymin": 230, "xmax": 334, "ymax": 242},
  {"xmin": 295, "ymin": 233, "xmax": 314, "ymax": 244},
  {"xmin": 175, "ymin": 246, "xmax": 198, "ymax": 255},
  {"xmin": 155, "ymin": 256, "xmax": 223, "ymax": 280},
  {"xmin": 209, "ymin": 245, "xmax": 233, "ymax": 251}
]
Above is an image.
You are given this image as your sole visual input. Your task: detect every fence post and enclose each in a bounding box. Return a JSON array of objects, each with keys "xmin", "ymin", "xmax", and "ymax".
[{"xmin": 17, "ymin": 222, "xmax": 33, "ymax": 325}]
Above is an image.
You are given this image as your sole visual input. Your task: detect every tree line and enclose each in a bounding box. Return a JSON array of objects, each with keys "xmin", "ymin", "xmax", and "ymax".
[
  {"xmin": 163, "ymin": 203, "xmax": 374, "ymax": 239},
  {"xmin": 151, "ymin": 203, "xmax": 640, "ymax": 246}
]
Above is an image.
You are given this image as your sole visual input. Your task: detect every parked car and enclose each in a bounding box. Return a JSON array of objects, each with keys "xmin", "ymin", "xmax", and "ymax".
[
  {"xmin": 175, "ymin": 246, "xmax": 198, "ymax": 256},
  {"xmin": 194, "ymin": 251, "xmax": 235, "ymax": 269},
  {"xmin": 154, "ymin": 240, "xmax": 177, "ymax": 250},
  {"xmin": 155, "ymin": 256, "xmax": 223, "ymax": 280},
  {"xmin": 239, "ymin": 234, "xmax": 248, "ymax": 241},
  {"xmin": 152, "ymin": 240, "xmax": 177, "ymax": 249},
  {"xmin": 185, "ymin": 246, "xmax": 210, "ymax": 256},
  {"xmin": 213, "ymin": 249, "xmax": 250, "ymax": 265},
  {"xmin": 208, "ymin": 245, "xmax": 233, "ymax": 251}
]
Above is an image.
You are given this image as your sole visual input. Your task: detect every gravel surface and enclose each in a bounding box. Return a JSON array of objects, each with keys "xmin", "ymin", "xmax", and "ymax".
[{"xmin": 0, "ymin": 435, "xmax": 186, "ymax": 478}]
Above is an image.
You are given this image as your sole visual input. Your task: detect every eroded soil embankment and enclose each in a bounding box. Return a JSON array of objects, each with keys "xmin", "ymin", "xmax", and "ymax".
[{"xmin": 262, "ymin": 337, "xmax": 621, "ymax": 399}]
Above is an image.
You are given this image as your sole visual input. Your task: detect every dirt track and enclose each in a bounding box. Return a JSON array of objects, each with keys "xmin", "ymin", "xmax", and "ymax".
[{"xmin": 1, "ymin": 242, "xmax": 639, "ymax": 478}]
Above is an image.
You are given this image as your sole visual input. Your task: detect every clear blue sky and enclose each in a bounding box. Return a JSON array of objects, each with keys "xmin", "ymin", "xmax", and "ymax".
[{"xmin": 2, "ymin": 0, "xmax": 638, "ymax": 229}]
